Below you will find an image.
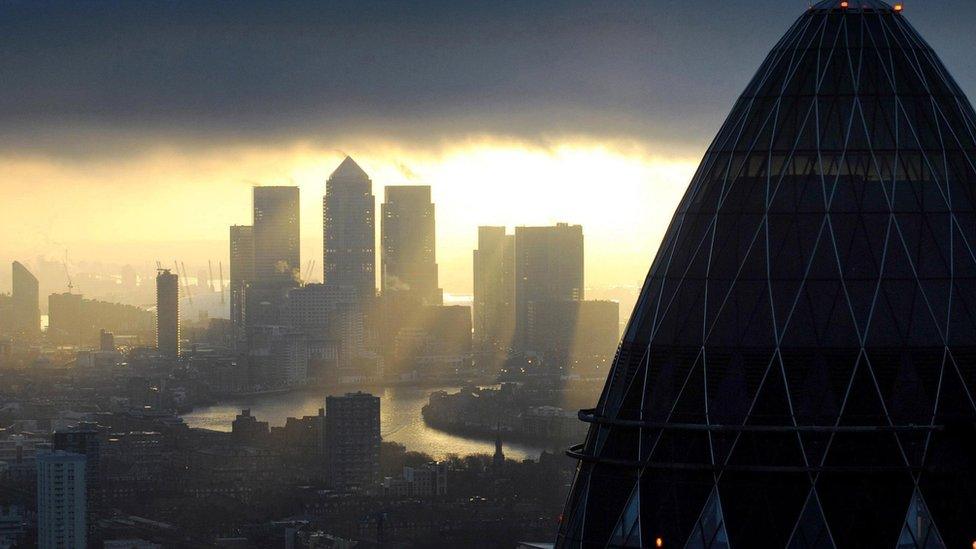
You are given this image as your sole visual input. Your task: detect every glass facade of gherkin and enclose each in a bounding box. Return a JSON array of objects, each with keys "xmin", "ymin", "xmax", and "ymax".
[{"xmin": 558, "ymin": 1, "xmax": 976, "ymax": 547}]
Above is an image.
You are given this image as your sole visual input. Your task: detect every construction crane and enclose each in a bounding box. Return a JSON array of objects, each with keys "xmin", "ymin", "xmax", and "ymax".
[
  {"xmin": 175, "ymin": 261, "xmax": 193, "ymax": 305},
  {"xmin": 62, "ymin": 249, "xmax": 73, "ymax": 293},
  {"xmin": 181, "ymin": 261, "xmax": 194, "ymax": 304},
  {"xmin": 218, "ymin": 261, "xmax": 225, "ymax": 304}
]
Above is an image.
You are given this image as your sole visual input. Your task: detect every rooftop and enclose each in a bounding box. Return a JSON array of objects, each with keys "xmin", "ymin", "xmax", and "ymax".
[
  {"xmin": 328, "ymin": 155, "xmax": 370, "ymax": 181},
  {"xmin": 812, "ymin": 0, "xmax": 902, "ymax": 13}
]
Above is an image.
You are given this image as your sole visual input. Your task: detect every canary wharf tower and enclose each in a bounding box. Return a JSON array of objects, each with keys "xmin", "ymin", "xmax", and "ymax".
[{"xmin": 558, "ymin": 1, "xmax": 976, "ymax": 547}]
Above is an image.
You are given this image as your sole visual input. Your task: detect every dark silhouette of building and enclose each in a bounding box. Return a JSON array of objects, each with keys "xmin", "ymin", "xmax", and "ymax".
[
  {"xmin": 323, "ymin": 156, "xmax": 376, "ymax": 303},
  {"xmin": 326, "ymin": 392, "xmax": 380, "ymax": 491},
  {"xmin": 11, "ymin": 261, "xmax": 39, "ymax": 337},
  {"xmin": 229, "ymin": 224, "xmax": 255, "ymax": 345},
  {"xmin": 155, "ymin": 269, "xmax": 180, "ymax": 358},
  {"xmin": 493, "ymin": 430, "xmax": 505, "ymax": 469},
  {"xmin": 381, "ymin": 185, "xmax": 442, "ymax": 306},
  {"xmin": 514, "ymin": 224, "xmax": 583, "ymax": 352},
  {"xmin": 473, "ymin": 226, "xmax": 516, "ymax": 357},
  {"xmin": 559, "ymin": 2, "xmax": 976, "ymax": 547},
  {"xmin": 231, "ymin": 409, "xmax": 269, "ymax": 445},
  {"xmin": 253, "ymin": 186, "xmax": 300, "ymax": 285}
]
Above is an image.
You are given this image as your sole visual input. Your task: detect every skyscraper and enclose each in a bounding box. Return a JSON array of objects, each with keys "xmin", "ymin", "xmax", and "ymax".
[
  {"xmin": 229, "ymin": 224, "xmax": 255, "ymax": 342},
  {"xmin": 473, "ymin": 226, "xmax": 515, "ymax": 355},
  {"xmin": 513, "ymin": 223, "xmax": 583, "ymax": 351},
  {"xmin": 155, "ymin": 269, "xmax": 179, "ymax": 358},
  {"xmin": 11, "ymin": 261, "xmax": 39, "ymax": 337},
  {"xmin": 36, "ymin": 451, "xmax": 86, "ymax": 549},
  {"xmin": 323, "ymin": 156, "xmax": 375, "ymax": 302},
  {"xmin": 326, "ymin": 392, "xmax": 381, "ymax": 491},
  {"xmin": 559, "ymin": 2, "xmax": 976, "ymax": 547},
  {"xmin": 253, "ymin": 186, "xmax": 300, "ymax": 285},
  {"xmin": 381, "ymin": 185, "xmax": 442, "ymax": 305},
  {"xmin": 288, "ymin": 283, "xmax": 364, "ymax": 377},
  {"xmin": 53, "ymin": 425, "xmax": 101, "ymax": 535}
]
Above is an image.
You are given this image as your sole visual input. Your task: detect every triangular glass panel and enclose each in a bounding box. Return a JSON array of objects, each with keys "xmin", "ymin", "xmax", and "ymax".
[
  {"xmin": 787, "ymin": 490, "xmax": 835, "ymax": 549},
  {"xmin": 685, "ymin": 487, "xmax": 729, "ymax": 549},
  {"xmin": 896, "ymin": 489, "xmax": 946, "ymax": 549},
  {"xmin": 609, "ymin": 485, "xmax": 641, "ymax": 548}
]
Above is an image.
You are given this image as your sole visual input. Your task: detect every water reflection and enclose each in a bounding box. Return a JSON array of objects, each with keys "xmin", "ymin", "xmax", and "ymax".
[{"xmin": 181, "ymin": 385, "xmax": 557, "ymax": 461}]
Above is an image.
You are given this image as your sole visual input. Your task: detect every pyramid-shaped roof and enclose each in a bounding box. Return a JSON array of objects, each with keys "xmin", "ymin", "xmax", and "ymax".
[
  {"xmin": 559, "ymin": 3, "xmax": 976, "ymax": 547},
  {"xmin": 328, "ymin": 156, "xmax": 370, "ymax": 181}
]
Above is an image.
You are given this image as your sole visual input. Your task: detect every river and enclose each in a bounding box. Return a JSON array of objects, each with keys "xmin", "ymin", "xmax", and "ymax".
[{"xmin": 181, "ymin": 385, "xmax": 559, "ymax": 461}]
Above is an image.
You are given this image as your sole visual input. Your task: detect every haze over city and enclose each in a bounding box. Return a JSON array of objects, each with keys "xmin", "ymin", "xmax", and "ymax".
[
  {"xmin": 2, "ymin": 1, "xmax": 974, "ymax": 299},
  {"xmin": 5, "ymin": 1, "xmax": 976, "ymax": 548}
]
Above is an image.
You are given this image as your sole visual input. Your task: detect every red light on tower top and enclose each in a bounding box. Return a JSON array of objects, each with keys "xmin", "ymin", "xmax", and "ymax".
[{"xmin": 840, "ymin": 1, "xmax": 849, "ymax": 8}]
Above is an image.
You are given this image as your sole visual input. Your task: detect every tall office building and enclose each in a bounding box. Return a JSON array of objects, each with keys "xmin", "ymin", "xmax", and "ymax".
[
  {"xmin": 253, "ymin": 186, "xmax": 300, "ymax": 285},
  {"xmin": 11, "ymin": 261, "xmax": 39, "ymax": 337},
  {"xmin": 381, "ymin": 186, "xmax": 442, "ymax": 305},
  {"xmin": 513, "ymin": 223, "xmax": 583, "ymax": 351},
  {"xmin": 559, "ymin": 2, "xmax": 976, "ymax": 547},
  {"xmin": 155, "ymin": 269, "xmax": 180, "ymax": 358},
  {"xmin": 326, "ymin": 392, "xmax": 380, "ymax": 491},
  {"xmin": 473, "ymin": 226, "xmax": 516, "ymax": 354},
  {"xmin": 323, "ymin": 157, "xmax": 375, "ymax": 302},
  {"xmin": 53, "ymin": 425, "xmax": 101, "ymax": 533},
  {"xmin": 37, "ymin": 451, "xmax": 87, "ymax": 549},
  {"xmin": 288, "ymin": 284, "xmax": 364, "ymax": 377},
  {"xmin": 229, "ymin": 225, "xmax": 255, "ymax": 341}
]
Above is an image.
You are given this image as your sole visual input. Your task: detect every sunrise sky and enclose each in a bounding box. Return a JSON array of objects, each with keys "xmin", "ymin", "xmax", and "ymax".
[{"xmin": 3, "ymin": 0, "xmax": 975, "ymax": 296}]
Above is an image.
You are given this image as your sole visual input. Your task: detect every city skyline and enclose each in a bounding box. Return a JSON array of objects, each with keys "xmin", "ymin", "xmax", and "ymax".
[
  {"xmin": 6, "ymin": 2, "xmax": 976, "ymax": 298},
  {"xmin": 4, "ymin": 2, "xmax": 976, "ymax": 547}
]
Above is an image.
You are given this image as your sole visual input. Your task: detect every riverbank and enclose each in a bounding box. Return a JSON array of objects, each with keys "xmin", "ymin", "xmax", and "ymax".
[
  {"xmin": 180, "ymin": 384, "xmax": 553, "ymax": 461},
  {"xmin": 422, "ymin": 411, "xmax": 579, "ymax": 449},
  {"xmin": 420, "ymin": 385, "xmax": 589, "ymax": 450}
]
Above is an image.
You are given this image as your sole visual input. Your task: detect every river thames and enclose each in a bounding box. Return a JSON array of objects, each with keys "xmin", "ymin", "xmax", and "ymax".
[{"xmin": 181, "ymin": 385, "xmax": 558, "ymax": 461}]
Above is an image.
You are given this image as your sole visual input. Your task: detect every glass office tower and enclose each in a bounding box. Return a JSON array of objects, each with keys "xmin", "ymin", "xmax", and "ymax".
[{"xmin": 558, "ymin": 1, "xmax": 976, "ymax": 547}]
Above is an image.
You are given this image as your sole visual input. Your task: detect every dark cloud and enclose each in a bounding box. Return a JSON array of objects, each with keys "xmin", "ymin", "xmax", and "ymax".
[{"xmin": 2, "ymin": 0, "xmax": 975, "ymax": 156}]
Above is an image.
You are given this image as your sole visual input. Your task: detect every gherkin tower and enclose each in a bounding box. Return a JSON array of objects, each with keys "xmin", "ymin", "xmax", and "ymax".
[{"xmin": 558, "ymin": 1, "xmax": 976, "ymax": 547}]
